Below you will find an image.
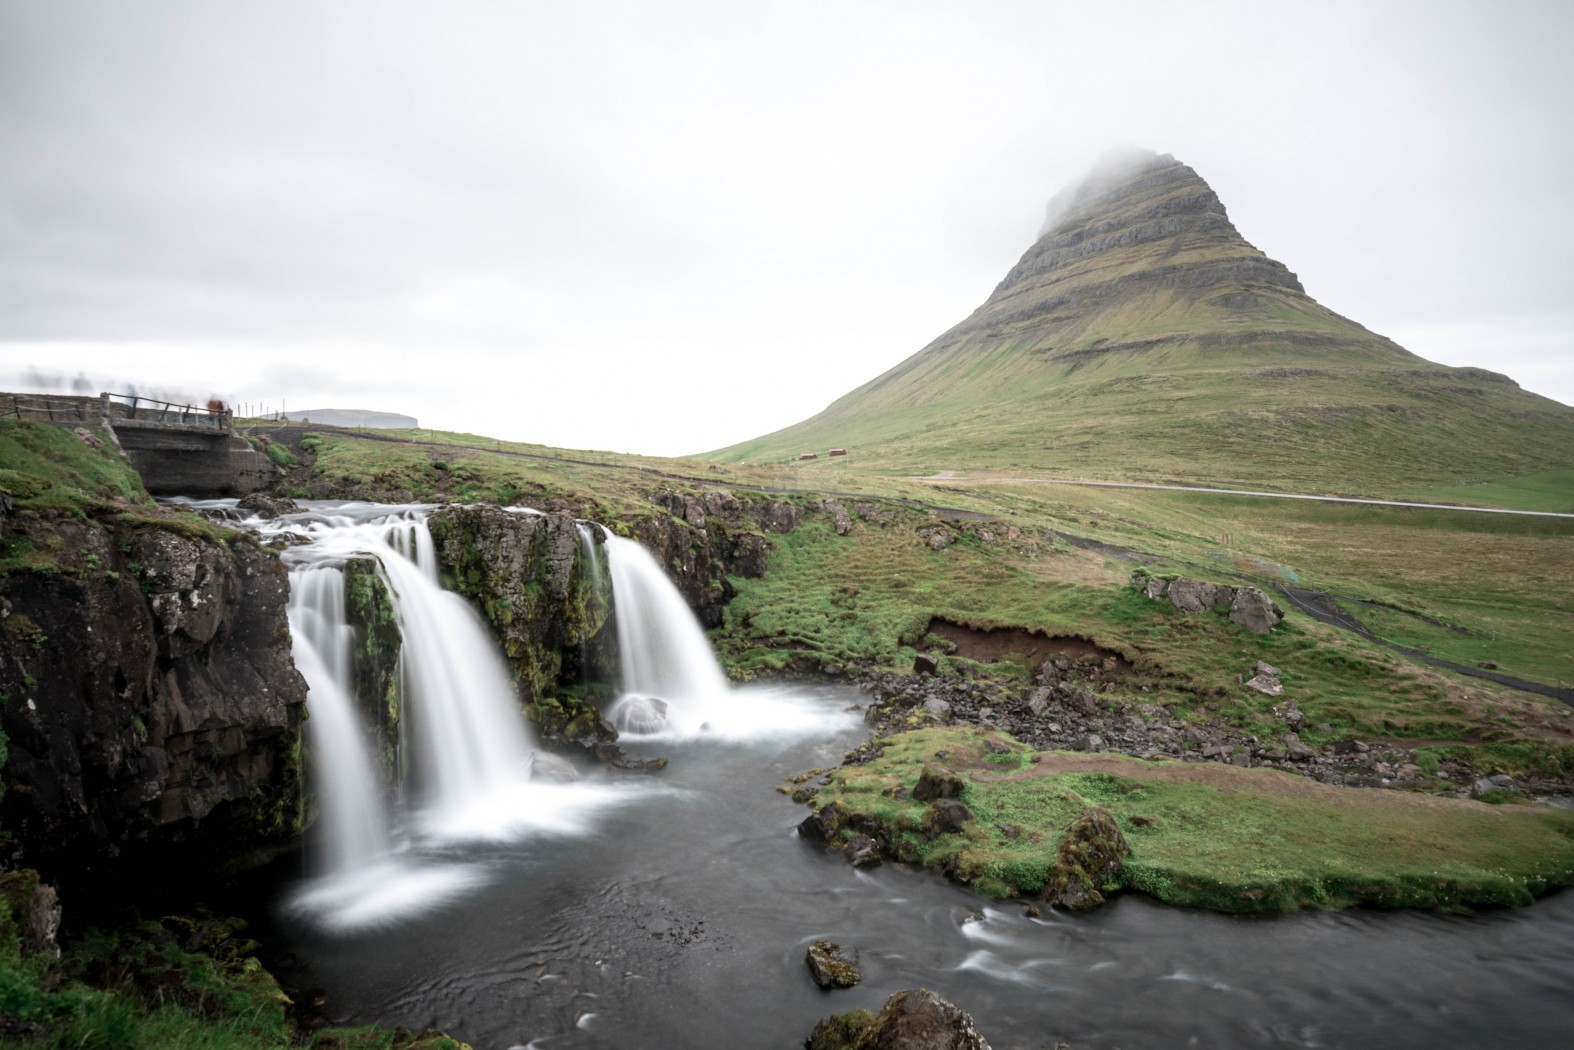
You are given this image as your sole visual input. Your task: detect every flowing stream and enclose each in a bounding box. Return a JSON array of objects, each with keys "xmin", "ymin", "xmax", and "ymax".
[
  {"xmin": 186, "ymin": 498, "xmax": 1574, "ymax": 1048},
  {"xmin": 268, "ymin": 688, "xmax": 1574, "ymax": 1049}
]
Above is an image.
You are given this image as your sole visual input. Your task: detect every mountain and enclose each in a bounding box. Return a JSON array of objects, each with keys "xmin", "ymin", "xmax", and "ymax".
[
  {"xmin": 714, "ymin": 149, "xmax": 1574, "ymax": 493},
  {"xmin": 283, "ymin": 408, "xmax": 418, "ymax": 428}
]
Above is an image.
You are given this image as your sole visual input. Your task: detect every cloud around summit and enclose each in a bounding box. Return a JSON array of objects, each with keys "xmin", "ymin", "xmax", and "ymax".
[{"xmin": 1, "ymin": 0, "xmax": 1571, "ymax": 453}]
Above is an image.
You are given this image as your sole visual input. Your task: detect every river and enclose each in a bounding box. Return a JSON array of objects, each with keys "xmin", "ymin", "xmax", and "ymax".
[{"xmin": 268, "ymin": 683, "xmax": 1574, "ymax": 1050}]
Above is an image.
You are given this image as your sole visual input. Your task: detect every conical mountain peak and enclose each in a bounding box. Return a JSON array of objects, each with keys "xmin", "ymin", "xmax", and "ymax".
[{"xmin": 715, "ymin": 150, "xmax": 1574, "ymax": 492}]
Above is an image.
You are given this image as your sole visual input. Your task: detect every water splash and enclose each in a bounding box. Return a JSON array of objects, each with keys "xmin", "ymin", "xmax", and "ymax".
[{"xmin": 603, "ymin": 535, "xmax": 728, "ymax": 735}]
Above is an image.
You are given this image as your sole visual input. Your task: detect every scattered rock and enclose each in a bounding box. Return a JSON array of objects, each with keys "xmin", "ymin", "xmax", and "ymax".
[
  {"xmin": 927, "ymin": 530, "xmax": 953, "ymax": 551},
  {"xmin": 1042, "ymin": 807, "xmax": 1130, "ymax": 911},
  {"xmin": 1254, "ymin": 661, "xmax": 1282, "ymax": 677},
  {"xmin": 1282, "ymin": 733, "xmax": 1316, "ymax": 762},
  {"xmin": 843, "ymin": 834, "xmax": 882, "ymax": 868},
  {"xmin": 923, "ymin": 798, "xmax": 973, "ymax": 836},
  {"xmin": 806, "ymin": 940, "xmax": 862, "ymax": 989},
  {"xmin": 1143, "ymin": 575, "xmax": 1169, "ymax": 600},
  {"xmin": 1229, "ymin": 587, "xmax": 1284, "ymax": 634},
  {"xmin": 799, "ymin": 801, "xmax": 852, "ymax": 842},
  {"xmin": 820, "ymin": 500, "xmax": 855, "ymax": 536},
  {"xmin": 913, "ymin": 763, "xmax": 965, "ymax": 802},
  {"xmin": 1169, "ymin": 577, "xmax": 1231, "ymax": 613},
  {"xmin": 914, "ymin": 654, "xmax": 939, "ymax": 676},
  {"xmin": 236, "ymin": 491, "xmax": 300, "ymax": 519},
  {"xmin": 1245, "ymin": 674, "xmax": 1283, "ymax": 696},
  {"xmin": 765, "ymin": 501, "xmax": 801, "ymax": 533},
  {"xmin": 1275, "ymin": 699, "xmax": 1304, "ymax": 731}
]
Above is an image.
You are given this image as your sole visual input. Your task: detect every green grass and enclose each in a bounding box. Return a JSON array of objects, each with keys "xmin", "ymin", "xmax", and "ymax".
[
  {"xmin": 810, "ymin": 728, "xmax": 1574, "ymax": 911},
  {"xmin": 0, "ymin": 887, "xmax": 466, "ymax": 1050},
  {"xmin": 717, "ymin": 497, "xmax": 1571, "ymax": 757},
  {"xmin": 0, "ymin": 420, "xmax": 148, "ymax": 514},
  {"xmin": 1408, "ymin": 470, "xmax": 1574, "ymax": 514}
]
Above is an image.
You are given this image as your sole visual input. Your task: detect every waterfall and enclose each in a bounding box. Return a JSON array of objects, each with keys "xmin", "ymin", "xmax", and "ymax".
[
  {"xmin": 373, "ymin": 545, "xmax": 540, "ymax": 836},
  {"xmin": 287, "ymin": 566, "xmax": 390, "ymax": 875},
  {"xmin": 603, "ymin": 534, "xmax": 729, "ymax": 735},
  {"xmin": 233, "ymin": 501, "xmax": 633, "ymax": 930}
]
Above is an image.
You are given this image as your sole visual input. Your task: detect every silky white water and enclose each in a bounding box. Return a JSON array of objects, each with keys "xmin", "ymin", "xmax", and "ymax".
[
  {"xmin": 604, "ymin": 534, "xmax": 728, "ymax": 734},
  {"xmin": 227, "ymin": 501, "xmax": 637, "ymax": 929},
  {"xmin": 603, "ymin": 534, "xmax": 836, "ymax": 740},
  {"xmin": 286, "ymin": 566, "xmax": 390, "ymax": 874}
]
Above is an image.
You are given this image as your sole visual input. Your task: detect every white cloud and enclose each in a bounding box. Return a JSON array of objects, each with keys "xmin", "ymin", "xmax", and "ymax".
[{"xmin": 2, "ymin": 0, "xmax": 1570, "ymax": 453}]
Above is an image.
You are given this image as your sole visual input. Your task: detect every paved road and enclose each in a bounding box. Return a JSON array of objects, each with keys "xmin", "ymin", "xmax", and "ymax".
[{"xmin": 916, "ymin": 475, "xmax": 1574, "ymax": 519}]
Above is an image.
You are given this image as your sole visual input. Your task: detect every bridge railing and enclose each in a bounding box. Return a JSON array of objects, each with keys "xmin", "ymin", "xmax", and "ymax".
[
  {"xmin": 4, "ymin": 395, "xmax": 100, "ymax": 423},
  {"xmin": 103, "ymin": 393, "xmax": 231, "ymax": 430}
]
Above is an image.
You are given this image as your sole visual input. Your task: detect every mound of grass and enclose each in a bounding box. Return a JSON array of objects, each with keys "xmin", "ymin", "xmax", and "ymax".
[
  {"xmin": 0, "ymin": 420, "xmax": 147, "ymax": 514},
  {"xmin": 808, "ymin": 728, "xmax": 1574, "ymax": 912}
]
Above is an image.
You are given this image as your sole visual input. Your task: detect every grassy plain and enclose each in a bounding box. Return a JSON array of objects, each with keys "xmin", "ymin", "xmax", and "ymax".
[{"xmin": 275, "ymin": 423, "xmax": 1574, "ymax": 779}]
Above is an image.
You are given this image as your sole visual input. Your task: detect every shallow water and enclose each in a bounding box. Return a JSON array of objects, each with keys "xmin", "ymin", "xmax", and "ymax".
[{"xmin": 272, "ymin": 684, "xmax": 1574, "ymax": 1050}]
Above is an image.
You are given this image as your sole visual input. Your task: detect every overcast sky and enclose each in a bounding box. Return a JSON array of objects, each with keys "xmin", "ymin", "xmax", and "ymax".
[{"xmin": 2, "ymin": 1, "xmax": 1570, "ymax": 455}]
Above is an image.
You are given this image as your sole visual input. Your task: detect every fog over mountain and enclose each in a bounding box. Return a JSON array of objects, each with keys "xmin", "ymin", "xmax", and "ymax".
[{"xmin": 1, "ymin": 1, "xmax": 1570, "ymax": 455}]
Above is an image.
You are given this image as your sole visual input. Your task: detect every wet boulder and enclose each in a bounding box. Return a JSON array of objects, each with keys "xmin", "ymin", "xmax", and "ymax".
[
  {"xmin": 806, "ymin": 939, "xmax": 862, "ymax": 989},
  {"xmin": 806, "ymin": 988, "xmax": 991, "ymax": 1050},
  {"xmin": 842, "ymin": 834, "xmax": 882, "ymax": 868},
  {"xmin": 235, "ymin": 492, "xmax": 299, "ymax": 519},
  {"xmin": 799, "ymin": 801, "xmax": 852, "ymax": 842}
]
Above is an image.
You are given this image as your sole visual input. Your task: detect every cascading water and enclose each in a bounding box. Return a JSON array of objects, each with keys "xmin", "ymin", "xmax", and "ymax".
[
  {"xmin": 225, "ymin": 501, "xmax": 636, "ymax": 929},
  {"xmin": 286, "ymin": 566, "xmax": 390, "ymax": 875},
  {"xmin": 603, "ymin": 534, "xmax": 729, "ymax": 735}
]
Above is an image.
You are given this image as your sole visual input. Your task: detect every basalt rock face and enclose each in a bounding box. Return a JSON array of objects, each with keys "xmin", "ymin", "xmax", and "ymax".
[
  {"xmin": 0, "ymin": 512, "xmax": 306, "ymax": 883},
  {"xmin": 427, "ymin": 506, "xmax": 613, "ymax": 702},
  {"xmin": 629, "ymin": 489, "xmax": 781, "ymax": 628}
]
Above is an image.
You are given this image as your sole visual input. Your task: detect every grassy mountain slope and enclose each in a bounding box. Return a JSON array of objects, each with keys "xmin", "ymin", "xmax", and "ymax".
[{"xmin": 714, "ymin": 151, "xmax": 1574, "ymax": 493}]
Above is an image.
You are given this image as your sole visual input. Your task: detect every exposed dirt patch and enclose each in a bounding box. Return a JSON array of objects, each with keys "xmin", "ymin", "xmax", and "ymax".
[{"xmin": 924, "ymin": 619, "xmax": 1133, "ymax": 673}]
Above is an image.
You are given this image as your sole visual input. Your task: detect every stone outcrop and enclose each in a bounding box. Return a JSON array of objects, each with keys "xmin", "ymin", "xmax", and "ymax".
[
  {"xmin": 0, "ymin": 510, "xmax": 306, "ymax": 882},
  {"xmin": 1041, "ymin": 807, "xmax": 1130, "ymax": 911},
  {"xmin": 1131, "ymin": 571, "xmax": 1283, "ymax": 633},
  {"xmin": 427, "ymin": 506, "xmax": 613, "ymax": 701},
  {"xmin": 806, "ymin": 939, "xmax": 861, "ymax": 989},
  {"xmin": 806, "ymin": 988, "xmax": 991, "ymax": 1050}
]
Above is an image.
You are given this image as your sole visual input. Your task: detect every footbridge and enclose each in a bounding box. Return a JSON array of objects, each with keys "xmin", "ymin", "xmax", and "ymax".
[{"xmin": 4, "ymin": 391, "xmax": 275, "ymax": 496}]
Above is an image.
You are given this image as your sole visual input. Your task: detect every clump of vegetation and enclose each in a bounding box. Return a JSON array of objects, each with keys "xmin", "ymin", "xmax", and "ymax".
[
  {"xmin": 0, "ymin": 879, "xmax": 468, "ymax": 1049},
  {"xmin": 803, "ymin": 727, "xmax": 1574, "ymax": 912}
]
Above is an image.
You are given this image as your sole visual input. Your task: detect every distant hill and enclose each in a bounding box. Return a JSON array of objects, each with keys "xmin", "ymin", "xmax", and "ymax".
[
  {"xmin": 283, "ymin": 408, "xmax": 418, "ymax": 429},
  {"xmin": 714, "ymin": 149, "xmax": 1574, "ymax": 493}
]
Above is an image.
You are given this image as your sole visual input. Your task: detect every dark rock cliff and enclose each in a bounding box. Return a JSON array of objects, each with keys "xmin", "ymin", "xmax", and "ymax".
[
  {"xmin": 423, "ymin": 490, "xmax": 790, "ymax": 705},
  {"xmin": 0, "ymin": 510, "xmax": 306, "ymax": 884}
]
